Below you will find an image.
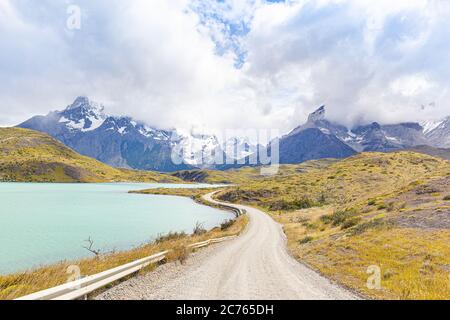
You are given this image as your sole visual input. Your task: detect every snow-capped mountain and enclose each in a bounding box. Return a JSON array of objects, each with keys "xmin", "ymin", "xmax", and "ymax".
[
  {"xmin": 18, "ymin": 96, "xmax": 251, "ymax": 171},
  {"xmin": 276, "ymin": 105, "xmax": 450, "ymax": 163},
  {"xmin": 223, "ymin": 136, "xmax": 256, "ymax": 160},
  {"xmin": 280, "ymin": 107, "xmax": 356, "ymax": 163},
  {"xmin": 175, "ymin": 132, "xmax": 258, "ymax": 167},
  {"xmin": 16, "ymin": 97, "xmax": 450, "ymax": 171},
  {"xmin": 58, "ymin": 96, "xmax": 107, "ymax": 132},
  {"xmin": 288, "ymin": 106, "xmax": 434, "ymax": 153},
  {"xmin": 174, "ymin": 131, "xmax": 224, "ymax": 168},
  {"xmin": 421, "ymin": 117, "xmax": 450, "ymax": 148},
  {"xmin": 287, "ymin": 105, "xmax": 357, "ymax": 149},
  {"xmin": 18, "ymin": 97, "xmax": 188, "ymax": 171}
]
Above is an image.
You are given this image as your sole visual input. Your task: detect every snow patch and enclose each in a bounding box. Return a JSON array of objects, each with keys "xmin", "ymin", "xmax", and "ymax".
[
  {"xmin": 421, "ymin": 120, "xmax": 443, "ymax": 134},
  {"xmin": 385, "ymin": 136, "xmax": 399, "ymax": 142}
]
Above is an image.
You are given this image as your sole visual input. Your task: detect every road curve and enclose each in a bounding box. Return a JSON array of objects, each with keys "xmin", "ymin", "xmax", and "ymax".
[{"xmin": 97, "ymin": 192, "xmax": 358, "ymax": 300}]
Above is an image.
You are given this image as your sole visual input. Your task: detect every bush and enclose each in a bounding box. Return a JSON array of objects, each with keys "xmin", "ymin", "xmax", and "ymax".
[
  {"xmin": 268, "ymin": 197, "xmax": 317, "ymax": 211},
  {"xmin": 332, "ymin": 210, "xmax": 355, "ymax": 226},
  {"xmin": 341, "ymin": 217, "xmax": 361, "ymax": 230},
  {"xmin": 443, "ymin": 195, "xmax": 450, "ymax": 201},
  {"xmin": 367, "ymin": 199, "xmax": 376, "ymax": 206},
  {"xmin": 320, "ymin": 214, "xmax": 333, "ymax": 224},
  {"xmin": 166, "ymin": 245, "xmax": 189, "ymax": 264},
  {"xmin": 318, "ymin": 193, "xmax": 327, "ymax": 205},
  {"xmin": 350, "ymin": 219, "xmax": 385, "ymax": 235},
  {"xmin": 193, "ymin": 221, "xmax": 207, "ymax": 235},
  {"xmin": 155, "ymin": 231, "xmax": 187, "ymax": 244},
  {"xmin": 292, "ymin": 198, "xmax": 317, "ymax": 209},
  {"xmin": 220, "ymin": 219, "xmax": 235, "ymax": 230},
  {"xmin": 299, "ymin": 236, "xmax": 313, "ymax": 244},
  {"xmin": 321, "ymin": 210, "xmax": 356, "ymax": 227}
]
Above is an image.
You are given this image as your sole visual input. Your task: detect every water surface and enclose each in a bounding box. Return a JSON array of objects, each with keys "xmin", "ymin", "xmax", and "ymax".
[{"xmin": 0, "ymin": 183, "xmax": 232, "ymax": 274}]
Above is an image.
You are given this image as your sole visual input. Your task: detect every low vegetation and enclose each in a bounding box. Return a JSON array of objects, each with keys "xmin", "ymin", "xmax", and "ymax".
[
  {"xmin": 172, "ymin": 158, "xmax": 338, "ymax": 185},
  {"xmin": 220, "ymin": 219, "xmax": 235, "ymax": 231},
  {"xmin": 211, "ymin": 151, "xmax": 450, "ymax": 300}
]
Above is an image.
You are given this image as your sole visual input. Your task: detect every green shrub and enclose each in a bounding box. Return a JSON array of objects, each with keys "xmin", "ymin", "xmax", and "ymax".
[
  {"xmin": 292, "ymin": 197, "xmax": 317, "ymax": 209},
  {"xmin": 320, "ymin": 214, "xmax": 333, "ymax": 224},
  {"xmin": 351, "ymin": 219, "xmax": 385, "ymax": 235},
  {"xmin": 299, "ymin": 236, "xmax": 313, "ymax": 244},
  {"xmin": 268, "ymin": 197, "xmax": 317, "ymax": 211},
  {"xmin": 320, "ymin": 210, "xmax": 356, "ymax": 227},
  {"xmin": 155, "ymin": 231, "xmax": 187, "ymax": 244},
  {"xmin": 318, "ymin": 192, "xmax": 327, "ymax": 205},
  {"xmin": 341, "ymin": 217, "xmax": 362, "ymax": 230},
  {"xmin": 331, "ymin": 210, "xmax": 355, "ymax": 226},
  {"xmin": 220, "ymin": 219, "xmax": 235, "ymax": 230},
  {"xmin": 443, "ymin": 195, "xmax": 450, "ymax": 201}
]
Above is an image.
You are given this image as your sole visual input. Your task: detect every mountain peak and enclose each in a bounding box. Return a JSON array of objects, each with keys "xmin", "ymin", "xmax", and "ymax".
[
  {"xmin": 67, "ymin": 96, "xmax": 89, "ymax": 109},
  {"xmin": 307, "ymin": 105, "xmax": 326, "ymax": 123},
  {"xmin": 66, "ymin": 96, "xmax": 104, "ymax": 112},
  {"xmin": 58, "ymin": 97, "xmax": 107, "ymax": 132}
]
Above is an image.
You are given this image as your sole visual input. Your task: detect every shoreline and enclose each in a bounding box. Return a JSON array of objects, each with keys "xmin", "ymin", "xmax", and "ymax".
[{"xmin": 0, "ymin": 188, "xmax": 248, "ymax": 300}]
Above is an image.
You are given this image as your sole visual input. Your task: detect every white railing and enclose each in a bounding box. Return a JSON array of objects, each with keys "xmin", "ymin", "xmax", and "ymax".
[{"xmin": 15, "ymin": 235, "xmax": 237, "ymax": 300}]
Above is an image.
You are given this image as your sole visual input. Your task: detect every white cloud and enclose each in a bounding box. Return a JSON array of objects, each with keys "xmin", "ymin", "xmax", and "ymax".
[
  {"xmin": 242, "ymin": 0, "xmax": 450, "ymax": 127},
  {"xmin": 0, "ymin": 0, "xmax": 449, "ymax": 132}
]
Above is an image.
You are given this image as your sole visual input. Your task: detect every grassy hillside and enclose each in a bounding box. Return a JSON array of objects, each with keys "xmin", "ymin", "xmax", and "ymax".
[
  {"xmin": 142, "ymin": 151, "xmax": 450, "ymax": 299},
  {"xmin": 0, "ymin": 127, "xmax": 182, "ymax": 183},
  {"xmin": 172, "ymin": 158, "xmax": 338, "ymax": 184},
  {"xmin": 215, "ymin": 151, "xmax": 450, "ymax": 299},
  {"xmin": 217, "ymin": 152, "xmax": 448, "ymax": 209}
]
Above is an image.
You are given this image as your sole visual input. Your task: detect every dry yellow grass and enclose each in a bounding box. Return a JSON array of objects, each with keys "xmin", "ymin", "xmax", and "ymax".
[
  {"xmin": 272, "ymin": 205, "xmax": 450, "ymax": 300},
  {"xmin": 292, "ymin": 226, "xmax": 450, "ymax": 300},
  {"xmin": 214, "ymin": 151, "xmax": 450, "ymax": 300},
  {"xmin": 217, "ymin": 152, "xmax": 449, "ymax": 210}
]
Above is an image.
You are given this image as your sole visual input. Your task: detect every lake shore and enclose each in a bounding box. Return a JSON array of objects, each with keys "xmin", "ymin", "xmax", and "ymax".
[
  {"xmin": 0, "ymin": 203, "xmax": 248, "ymax": 300},
  {"xmin": 0, "ymin": 182, "xmax": 231, "ymax": 274}
]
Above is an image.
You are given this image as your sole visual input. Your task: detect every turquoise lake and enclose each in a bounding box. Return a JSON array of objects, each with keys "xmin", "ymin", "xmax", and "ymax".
[{"xmin": 0, "ymin": 183, "xmax": 232, "ymax": 274}]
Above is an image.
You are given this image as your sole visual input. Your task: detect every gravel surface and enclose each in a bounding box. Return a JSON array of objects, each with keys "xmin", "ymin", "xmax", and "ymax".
[{"xmin": 96, "ymin": 193, "xmax": 358, "ymax": 300}]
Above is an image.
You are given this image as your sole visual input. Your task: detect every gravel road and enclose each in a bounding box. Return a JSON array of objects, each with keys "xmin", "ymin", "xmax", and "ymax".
[{"xmin": 96, "ymin": 192, "xmax": 358, "ymax": 300}]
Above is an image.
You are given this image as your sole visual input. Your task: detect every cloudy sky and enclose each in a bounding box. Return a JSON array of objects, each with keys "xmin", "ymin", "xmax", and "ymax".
[{"xmin": 1, "ymin": 0, "xmax": 449, "ymax": 133}]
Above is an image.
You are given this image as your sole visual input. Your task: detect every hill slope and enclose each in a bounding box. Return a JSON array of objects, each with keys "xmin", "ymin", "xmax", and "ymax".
[
  {"xmin": 403, "ymin": 145, "xmax": 450, "ymax": 160},
  {"xmin": 214, "ymin": 151, "xmax": 450, "ymax": 299},
  {"xmin": 0, "ymin": 128, "xmax": 182, "ymax": 183}
]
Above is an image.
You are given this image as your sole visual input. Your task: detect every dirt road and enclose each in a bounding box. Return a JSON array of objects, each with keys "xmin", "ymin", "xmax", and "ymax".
[{"xmin": 97, "ymin": 192, "xmax": 357, "ymax": 300}]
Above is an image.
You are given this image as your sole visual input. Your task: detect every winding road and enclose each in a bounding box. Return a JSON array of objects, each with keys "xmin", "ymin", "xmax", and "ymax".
[{"xmin": 97, "ymin": 192, "xmax": 357, "ymax": 300}]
